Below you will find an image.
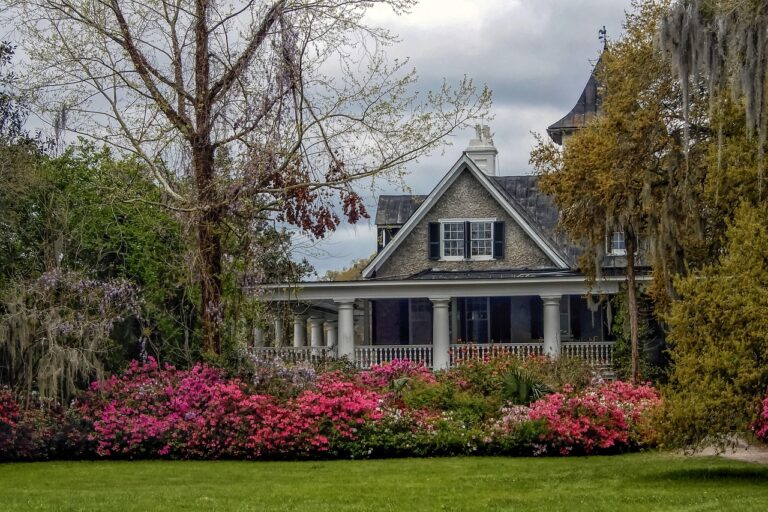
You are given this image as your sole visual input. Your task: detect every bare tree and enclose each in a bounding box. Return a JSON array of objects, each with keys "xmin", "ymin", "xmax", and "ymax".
[{"xmin": 8, "ymin": 0, "xmax": 490, "ymax": 354}]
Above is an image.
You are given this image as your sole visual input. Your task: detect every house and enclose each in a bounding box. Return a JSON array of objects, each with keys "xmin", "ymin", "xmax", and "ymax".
[{"xmin": 257, "ymin": 57, "xmax": 644, "ymax": 370}]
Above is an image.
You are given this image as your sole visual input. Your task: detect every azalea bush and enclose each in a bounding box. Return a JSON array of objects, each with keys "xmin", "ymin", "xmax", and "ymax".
[
  {"xmin": 76, "ymin": 359, "xmax": 385, "ymax": 459},
  {"xmin": 0, "ymin": 388, "xmax": 87, "ymax": 461},
  {"xmin": 752, "ymin": 395, "xmax": 768, "ymax": 443},
  {"xmin": 528, "ymin": 381, "xmax": 662, "ymax": 455},
  {"xmin": 3, "ymin": 356, "xmax": 664, "ymax": 461}
]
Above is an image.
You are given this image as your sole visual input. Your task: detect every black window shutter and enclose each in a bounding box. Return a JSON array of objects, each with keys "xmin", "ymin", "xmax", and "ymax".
[
  {"xmin": 493, "ymin": 221, "xmax": 505, "ymax": 259},
  {"xmin": 428, "ymin": 222, "xmax": 440, "ymax": 260},
  {"xmin": 464, "ymin": 221, "xmax": 472, "ymax": 258}
]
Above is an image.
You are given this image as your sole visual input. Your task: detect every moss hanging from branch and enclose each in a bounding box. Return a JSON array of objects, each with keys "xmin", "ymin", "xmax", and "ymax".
[{"xmin": 661, "ymin": 0, "xmax": 768, "ymax": 196}]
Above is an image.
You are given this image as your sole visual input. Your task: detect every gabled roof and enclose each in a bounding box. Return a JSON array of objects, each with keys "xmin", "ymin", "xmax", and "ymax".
[
  {"xmin": 362, "ymin": 155, "xmax": 570, "ymax": 279},
  {"xmin": 375, "ymin": 195, "xmax": 427, "ymax": 226},
  {"xmin": 491, "ymin": 176, "xmax": 581, "ymax": 264},
  {"xmin": 547, "ymin": 54, "xmax": 602, "ymax": 145}
]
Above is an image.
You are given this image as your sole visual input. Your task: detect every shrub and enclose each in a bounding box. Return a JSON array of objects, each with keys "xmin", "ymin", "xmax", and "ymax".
[
  {"xmin": 528, "ymin": 381, "xmax": 661, "ymax": 455},
  {"xmin": 77, "ymin": 360, "xmax": 386, "ymax": 459},
  {"xmin": 485, "ymin": 405, "xmax": 548, "ymax": 455},
  {"xmin": 248, "ymin": 357, "xmax": 318, "ymax": 399},
  {"xmin": 0, "ymin": 388, "xmax": 85, "ymax": 461},
  {"xmin": 360, "ymin": 359, "xmax": 436, "ymax": 390},
  {"xmin": 520, "ymin": 355, "xmax": 595, "ymax": 392},
  {"xmin": 752, "ymin": 395, "xmax": 768, "ymax": 442}
]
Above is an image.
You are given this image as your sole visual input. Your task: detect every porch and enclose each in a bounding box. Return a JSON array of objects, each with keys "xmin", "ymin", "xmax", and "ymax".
[{"xmin": 255, "ymin": 272, "xmax": 625, "ymax": 370}]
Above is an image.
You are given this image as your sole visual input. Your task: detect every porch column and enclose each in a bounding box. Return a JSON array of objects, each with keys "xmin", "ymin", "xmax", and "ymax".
[
  {"xmin": 541, "ymin": 295, "xmax": 562, "ymax": 357},
  {"xmin": 253, "ymin": 325, "xmax": 265, "ymax": 347},
  {"xmin": 324, "ymin": 321, "xmax": 337, "ymax": 350},
  {"xmin": 273, "ymin": 319, "xmax": 285, "ymax": 347},
  {"xmin": 309, "ymin": 317, "xmax": 324, "ymax": 353},
  {"xmin": 431, "ymin": 297, "xmax": 451, "ymax": 370},
  {"xmin": 293, "ymin": 315, "xmax": 307, "ymax": 347},
  {"xmin": 336, "ymin": 300, "xmax": 355, "ymax": 360}
]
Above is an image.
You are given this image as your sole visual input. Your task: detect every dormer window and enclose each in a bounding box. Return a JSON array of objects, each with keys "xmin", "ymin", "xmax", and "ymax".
[
  {"xmin": 428, "ymin": 219, "xmax": 504, "ymax": 261},
  {"xmin": 608, "ymin": 231, "xmax": 626, "ymax": 255}
]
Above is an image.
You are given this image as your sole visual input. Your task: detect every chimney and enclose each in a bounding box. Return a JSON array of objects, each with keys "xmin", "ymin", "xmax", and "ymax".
[{"xmin": 465, "ymin": 124, "xmax": 498, "ymax": 175}]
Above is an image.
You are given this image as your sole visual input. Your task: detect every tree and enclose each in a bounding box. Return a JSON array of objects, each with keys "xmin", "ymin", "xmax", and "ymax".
[
  {"xmin": 661, "ymin": 0, "xmax": 768, "ymax": 196},
  {"xmin": 660, "ymin": 204, "xmax": 768, "ymax": 450},
  {"xmin": 530, "ymin": 0, "xmax": 706, "ymax": 382},
  {"xmin": 323, "ymin": 254, "xmax": 374, "ymax": 281},
  {"xmin": 9, "ymin": 0, "xmax": 490, "ymax": 355}
]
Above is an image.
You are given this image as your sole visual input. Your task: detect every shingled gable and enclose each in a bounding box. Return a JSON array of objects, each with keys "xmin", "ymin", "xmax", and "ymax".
[{"xmin": 362, "ymin": 154, "xmax": 570, "ymax": 279}]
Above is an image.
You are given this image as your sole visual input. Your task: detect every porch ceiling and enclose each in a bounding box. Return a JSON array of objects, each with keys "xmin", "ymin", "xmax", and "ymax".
[{"xmin": 261, "ymin": 274, "xmax": 632, "ymax": 302}]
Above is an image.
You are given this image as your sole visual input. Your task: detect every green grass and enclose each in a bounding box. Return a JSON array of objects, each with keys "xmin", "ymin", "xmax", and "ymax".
[{"xmin": 1, "ymin": 453, "xmax": 767, "ymax": 511}]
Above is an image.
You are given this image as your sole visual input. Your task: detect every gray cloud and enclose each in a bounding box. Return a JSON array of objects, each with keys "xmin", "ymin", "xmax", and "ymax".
[{"xmin": 303, "ymin": 0, "xmax": 633, "ymax": 277}]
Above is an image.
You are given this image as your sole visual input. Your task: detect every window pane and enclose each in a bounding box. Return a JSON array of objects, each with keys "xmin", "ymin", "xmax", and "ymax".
[
  {"xmin": 442, "ymin": 222, "xmax": 464, "ymax": 257},
  {"xmin": 611, "ymin": 231, "xmax": 625, "ymax": 252},
  {"xmin": 470, "ymin": 221, "xmax": 492, "ymax": 256}
]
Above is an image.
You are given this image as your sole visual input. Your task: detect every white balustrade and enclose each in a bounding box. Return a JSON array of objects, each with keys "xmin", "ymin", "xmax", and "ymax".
[
  {"xmin": 251, "ymin": 340, "xmax": 614, "ymax": 369},
  {"xmin": 561, "ymin": 340, "xmax": 615, "ymax": 367},
  {"xmin": 250, "ymin": 346, "xmax": 333, "ymax": 364},
  {"xmin": 449, "ymin": 342, "xmax": 544, "ymax": 366},
  {"xmin": 354, "ymin": 345, "xmax": 434, "ymax": 369}
]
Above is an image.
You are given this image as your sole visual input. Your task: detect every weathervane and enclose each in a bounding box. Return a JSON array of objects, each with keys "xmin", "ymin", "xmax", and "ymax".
[{"xmin": 598, "ymin": 26, "xmax": 608, "ymax": 48}]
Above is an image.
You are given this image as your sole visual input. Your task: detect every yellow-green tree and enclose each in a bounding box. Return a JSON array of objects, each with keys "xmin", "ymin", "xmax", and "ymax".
[
  {"xmin": 531, "ymin": 0, "xmax": 698, "ymax": 382},
  {"xmin": 323, "ymin": 255, "xmax": 374, "ymax": 281},
  {"xmin": 660, "ymin": 204, "xmax": 768, "ymax": 450}
]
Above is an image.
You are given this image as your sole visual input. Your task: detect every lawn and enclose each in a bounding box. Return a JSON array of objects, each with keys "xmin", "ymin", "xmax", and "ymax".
[{"xmin": 1, "ymin": 453, "xmax": 767, "ymax": 511}]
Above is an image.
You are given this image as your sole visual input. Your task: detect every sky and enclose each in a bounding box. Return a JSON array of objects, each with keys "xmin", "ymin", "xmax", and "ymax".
[{"xmin": 298, "ymin": 0, "xmax": 633, "ymax": 278}]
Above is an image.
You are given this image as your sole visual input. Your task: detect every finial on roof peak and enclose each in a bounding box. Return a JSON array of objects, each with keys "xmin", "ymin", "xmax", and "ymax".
[{"xmin": 598, "ymin": 25, "xmax": 608, "ymax": 49}]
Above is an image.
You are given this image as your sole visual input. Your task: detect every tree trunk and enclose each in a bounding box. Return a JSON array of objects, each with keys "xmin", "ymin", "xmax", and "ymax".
[
  {"xmin": 625, "ymin": 234, "xmax": 640, "ymax": 384},
  {"xmin": 194, "ymin": 144, "xmax": 223, "ymax": 355},
  {"xmin": 193, "ymin": 0, "xmax": 222, "ymax": 355}
]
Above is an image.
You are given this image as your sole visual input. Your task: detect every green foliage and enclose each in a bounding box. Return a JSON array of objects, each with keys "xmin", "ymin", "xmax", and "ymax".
[
  {"xmin": 521, "ymin": 356, "xmax": 595, "ymax": 392},
  {"xmin": 610, "ymin": 290, "xmax": 664, "ymax": 383},
  {"xmin": 501, "ymin": 368, "xmax": 549, "ymax": 405},
  {"xmin": 399, "ymin": 378, "xmax": 498, "ymax": 426},
  {"xmin": 323, "ymin": 255, "xmax": 374, "ymax": 281},
  {"xmin": 660, "ymin": 204, "xmax": 768, "ymax": 450}
]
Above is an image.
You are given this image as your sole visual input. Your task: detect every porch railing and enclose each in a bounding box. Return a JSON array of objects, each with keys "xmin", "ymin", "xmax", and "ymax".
[
  {"xmin": 354, "ymin": 345, "xmax": 434, "ymax": 369},
  {"xmin": 449, "ymin": 342, "xmax": 544, "ymax": 366},
  {"xmin": 250, "ymin": 346, "xmax": 334, "ymax": 364},
  {"xmin": 250, "ymin": 341, "xmax": 615, "ymax": 369},
  {"xmin": 561, "ymin": 340, "xmax": 615, "ymax": 367}
]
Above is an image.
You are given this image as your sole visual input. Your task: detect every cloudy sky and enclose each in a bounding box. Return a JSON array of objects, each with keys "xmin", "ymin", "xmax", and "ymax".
[{"xmin": 299, "ymin": 0, "xmax": 633, "ymax": 277}]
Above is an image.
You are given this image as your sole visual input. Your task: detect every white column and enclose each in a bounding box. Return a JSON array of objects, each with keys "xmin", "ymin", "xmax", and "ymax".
[
  {"xmin": 273, "ymin": 319, "xmax": 285, "ymax": 347},
  {"xmin": 309, "ymin": 317, "xmax": 324, "ymax": 353},
  {"xmin": 431, "ymin": 297, "xmax": 451, "ymax": 370},
  {"xmin": 293, "ymin": 315, "xmax": 307, "ymax": 347},
  {"xmin": 541, "ymin": 295, "xmax": 562, "ymax": 357},
  {"xmin": 336, "ymin": 300, "xmax": 356, "ymax": 360},
  {"xmin": 253, "ymin": 325, "xmax": 265, "ymax": 347},
  {"xmin": 324, "ymin": 320, "xmax": 337, "ymax": 350}
]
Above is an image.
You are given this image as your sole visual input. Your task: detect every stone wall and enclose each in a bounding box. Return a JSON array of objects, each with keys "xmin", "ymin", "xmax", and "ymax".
[{"xmin": 375, "ymin": 169, "xmax": 554, "ymax": 278}]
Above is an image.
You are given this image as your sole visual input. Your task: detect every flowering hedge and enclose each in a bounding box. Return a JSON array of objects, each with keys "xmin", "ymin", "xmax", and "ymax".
[
  {"xmin": 528, "ymin": 381, "xmax": 661, "ymax": 455},
  {"xmin": 75, "ymin": 359, "xmax": 385, "ymax": 459},
  {"xmin": 2, "ymin": 357, "xmax": 664, "ymax": 461}
]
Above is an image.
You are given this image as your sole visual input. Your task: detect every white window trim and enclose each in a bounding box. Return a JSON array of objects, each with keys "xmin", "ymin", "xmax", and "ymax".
[
  {"xmin": 438, "ymin": 218, "xmax": 497, "ymax": 261},
  {"xmin": 607, "ymin": 231, "xmax": 627, "ymax": 256}
]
